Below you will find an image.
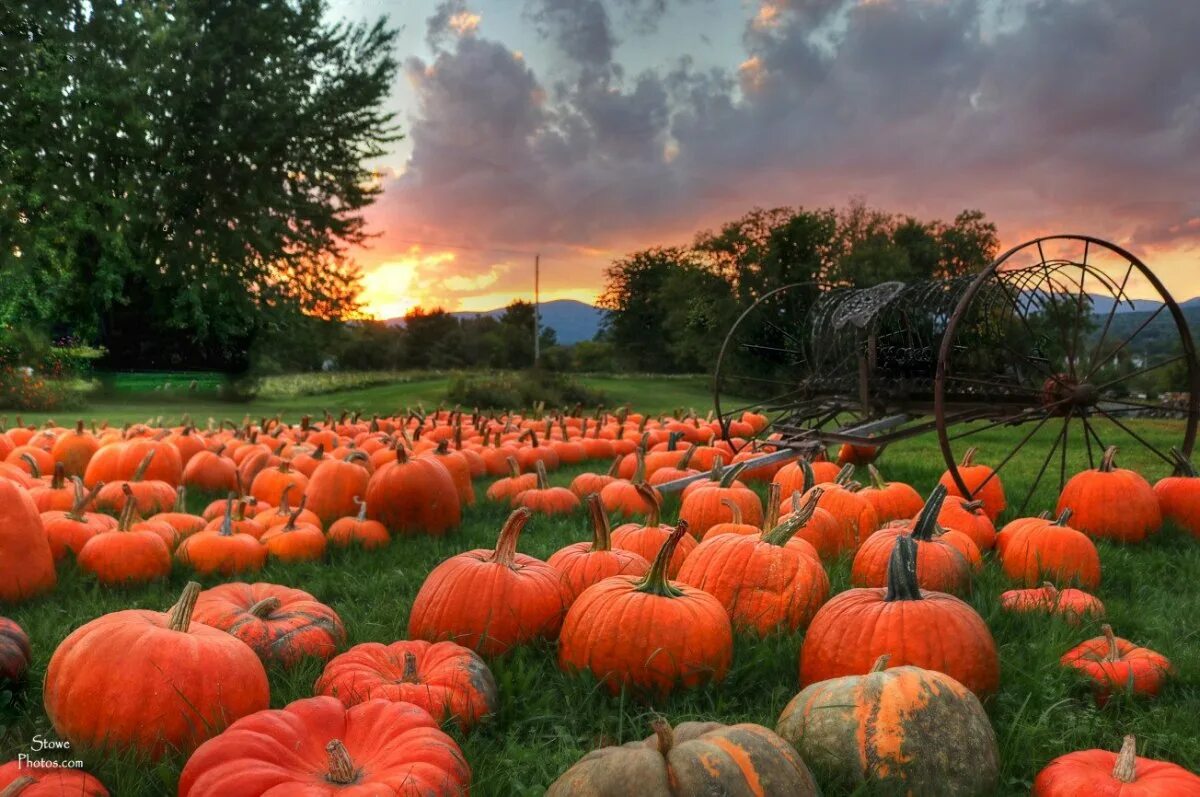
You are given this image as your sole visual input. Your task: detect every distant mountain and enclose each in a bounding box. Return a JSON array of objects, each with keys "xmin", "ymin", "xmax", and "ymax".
[
  {"xmin": 1086, "ymin": 295, "xmax": 1166, "ymax": 315},
  {"xmin": 386, "ymin": 300, "xmax": 604, "ymax": 344}
]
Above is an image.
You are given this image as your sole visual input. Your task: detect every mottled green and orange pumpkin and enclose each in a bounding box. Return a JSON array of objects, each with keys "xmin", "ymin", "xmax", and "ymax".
[
  {"xmin": 777, "ymin": 655, "xmax": 999, "ymax": 795},
  {"xmin": 192, "ymin": 582, "xmax": 346, "ymax": 667}
]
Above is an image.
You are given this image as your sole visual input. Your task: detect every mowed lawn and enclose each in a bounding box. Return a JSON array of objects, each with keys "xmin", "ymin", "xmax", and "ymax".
[{"xmin": 2, "ymin": 382, "xmax": 1199, "ymax": 794}]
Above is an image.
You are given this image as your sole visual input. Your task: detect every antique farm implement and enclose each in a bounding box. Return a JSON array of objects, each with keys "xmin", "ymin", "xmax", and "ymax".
[{"xmin": 706, "ymin": 235, "xmax": 1200, "ymax": 514}]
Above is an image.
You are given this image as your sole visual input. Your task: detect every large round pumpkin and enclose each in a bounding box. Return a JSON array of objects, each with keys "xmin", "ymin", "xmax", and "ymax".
[
  {"xmin": 365, "ymin": 447, "xmax": 461, "ymax": 535},
  {"xmin": 546, "ymin": 717, "xmax": 819, "ymax": 796},
  {"xmin": 43, "ymin": 582, "xmax": 270, "ymax": 759},
  {"xmin": 315, "ymin": 639, "xmax": 498, "ymax": 731},
  {"xmin": 177, "ymin": 696, "xmax": 470, "ymax": 796},
  {"xmin": 776, "ymin": 655, "xmax": 999, "ymax": 795},
  {"xmin": 305, "ymin": 452, "xmax": 371, "ymax": 529},
  {"xmin": 408, "ymin": 508, "xmax": 565, "ymax": 655},
  {"xmin": 999, "ymin": 508, "xmax": 1101, "ymax": 589},
  {"xmin": 1032, "ymin": 734, "xmax": 1200, "ymax": 796},
  {"xmin": 192, "ymin": 582, "xmax": 346, "ymax": 667},
  {"xmin": 1153, "ymin": 447, "xmax": 1200, "ymax": 538},
  {"xmin": 1056, "ymin": 446, "xmax": 1161, "ymax": 542},
  {"xmin": 0, "ymin": 478, "xmax": 56, "ymax": 603},
  {"xmin": 800, "ymin": 535, "xmax": 999, "ymax": 698}
]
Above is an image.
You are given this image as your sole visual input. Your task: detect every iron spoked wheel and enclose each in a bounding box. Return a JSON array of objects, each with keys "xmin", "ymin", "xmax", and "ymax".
[
  {"xmin": 935, "ymin": 235, "xmax": 1200, "ymax": 516},
  {"xmin": 713, "ymin": 282, "xmax": 851, "ymax": 453}
]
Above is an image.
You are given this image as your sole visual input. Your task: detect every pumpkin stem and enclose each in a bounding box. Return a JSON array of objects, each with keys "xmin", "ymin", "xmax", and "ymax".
[
  {"xmin": 634, "ymin": 483, "xmax": 662, "ymax": 526},
  {"xmin": 68, "ymin": 477, "xmax": 103, "ymax": 520},
  {"xmin": 131, "ymin": 449, "xmax": 156, "ymax": 482},
  {"xmin": 1053, "ymin": 508, "xmax": 1072, "ymax": 527},
  {"xmin": 910, "ymin": 484, "xmax": 948, "ymax": 541},
  {"xmin": 719, "ymin": 498, "xmax": 744, "ymax": 526},
  {"xmin": 173, "ymin": 487, "xmax": 188, "ymax": 512},
  {"xmin": 325, "ymin": 740, "xmax": 359, "ymax": 785},
  {"xmin": 1169, "ymin": 447, "xmax": 1197, "ymax": 477},
  {"xmin": 764, "ymin": 488, "xmax": 824, "ymax": 546},
  {"xmin": 0, "ymin": 776, "xmax": 36, "ymax": 797},
  {"xmin": 50, "ymin": 461, "xmax": 65, "ymax": 489},
  {"xmin": 605, "ymin": 455, "xmax": 622, "ymax": 478},
  {"xmin": 18, "ymin": 453, "xmax": 40, "ymax": 479},
  {"xmin": 219, "ymin": 494, "xmax": 236, "ymax": 536},
  {"xmin": 870, "ymin": 654, "xmax": 891, "ymax": 673},
  {"xmin": 503, "ymin": 456, "xmax": 521, "ymax": 480},
  {"xmin": 799, "ymin": 459, "xmax": 816, "ymax": 493},
  {"xmin": 834, "ymin": 463, "xmax": 855, "ymax": 486},
  {"xmin": 677, "ymin": 443, "xmax": 697, "ymax": 471},
  {"xmin": 963, "ymin": 499, "xmax": 985, "ymax": 513},
  {"xmin": 867, "ymin": 464, "xmax": 887, "ymax": 490},
  {"xmin": 1102, "ymin": 624, "xmax": 1122, "ymax": 662},
  {"xmin": 960, "ymin": 446, "xmax": 979, "ymax": 467},
  {"xmin": 666, "ymin": 430, "xmax": 684, "ymax": 451},
  {"xmin": 284, "ymin": 495, "xmax": 308, "ymax": 531},
  {"xmin": 534, "ymin": 459, "xmax": 550, "ymax": 490},
  {"xmin": 168, "ymin": 582, "xmax": 202, "ymax": 632},
  {"xmin": 586, "ymin": 493, "xmax": 613, "ymax": 551},
  {"xmin": 354, "ymin": 496, "xmax": 368, "ymax": 521},
  {"xmin": 492, "ymin": 508, "xmax": 534, "ymax": 568},
  {"xmin": 247, "ymin": 597, "xmax": 281, "ymax": 618},
  {"xmin": 1100, "ymin": 446, "xmax": 1118, "ymax": 473},
  {"xmin": 706, "ymin": 455, "xmax": 724, "ymax": 484},
  {"xmin": 1112, "ymin": 735, "xmax": 1137, "ymax": 783},
  {"xmin": 1041, "ymin": 582, "xmax": 1059, "ymax": 602},
  {"xmin": 632, "ymin": 448, "xmax": 647, "ymax": 484},
  {"xmin": 884, "ymin": 535, "xmax": 922, "ymax": 602},
  {"xmin": 763, "ymin": 483, "xmax": 781, "ymax": 529},
  {"xmin": 394, "ymin": 446, "xmax": 409, "ymax": 464},
  {"xmin": 718, "ymin": 461, "xmax": 747, "ymax": 488},
  {"xmin": 277, "ymin": 482, "xmax": 295, "ymax": 515},
  {"xmin": 633, "ymin": 521, "xmax": 687, "ymax": 597},
  {"xmin": 651, "ymin": 717, "xmax": 674, "ymax": 754},
  {"xmin": 401, "ymin": 651, "xmax": 420, "ymax": 682}
]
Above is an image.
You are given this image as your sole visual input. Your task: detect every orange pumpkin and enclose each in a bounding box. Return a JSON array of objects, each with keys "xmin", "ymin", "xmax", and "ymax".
[
  {"xmin": 1000, "ymin": 582, "xmax": 1104, "ymax": 625},
  {"xmin": 260, "ymin": 498, "xmax": 326, "ymax": 563},
  {"xmin": 326, "ymin": 497, "xmax": 390, "ymax": 550},
  {"xmin": 1057, "ymin": 446, "xmax": 1161, "ymax": 543},
  {"xmin": 1154, "ymin": 448, "xmax": 1200, "ymax": 538},
  {"xmin": 40, "ymin": 479, "xmax": 115, "ymax": 562},
  {"xmin": 937, "ymin": 496, "xmax": 996, "ymax": 552},
  {"xmin": 76, "ymin": 500, "xmax": 173, "ymax": 586},
  {"xmin": 802, "ymin": 464, "xmax": 878, "ymax": 555},
  {"xmin": 0, "ymin": 478, "xmax": 56, "ymax": 603},
  {"xmin": 859, "ymin": 465, "xmax": 923, "ymax": 524},
  {"xmin": 0, "ymin": 764, "xmax": 109, "ymax": 796},
  {"xmin": 305, "ymin": 451, "xmax": 371, "ymax": 528},
  {"xmin": 568, "ymin": 455, "xmax": 622, "ymax": 498},
  {"xmin": 939, "ymin": 446, "xmax": 1006, "ymax": 521},
  {"xmin": 1033, "ymin": 735, "xmax": 1200, "ymax": 796},
  {"xmin": 192, "ymin": 582, "xmax": 346, "ymax": 667},
  {"xmin": 49, "ymin": 421, "xmax": 100, "ymax": 478},
  {"xmin": 999, "ymin": 508, "xmax": 1101, "ymax": 589},
  {"xmin": 513, "ymin": 460, "xmax": 581, "ymax": 516},
  {"xmin": 365, "ymin": 446, "xmax": 461, "ymax": 536},
  {"xmin": 1061, "ymin": 624, "xmax": 1171, "ymax": 706},
  {"xmin": 679, "ymin": 462, "xmax": 763, "ymax": 538},
  {"xmin": 610, "ymin": 485, "xmax": 697, "ymax": 578},
  {"xmin": 176, "ymin": 497, "xmax": 268, "ymax": 576}
]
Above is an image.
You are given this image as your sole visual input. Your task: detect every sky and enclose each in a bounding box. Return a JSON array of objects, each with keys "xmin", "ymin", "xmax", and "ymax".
[{"xmin": 327, "ymin": 0, "xmax": 1200, "ymax": 318}]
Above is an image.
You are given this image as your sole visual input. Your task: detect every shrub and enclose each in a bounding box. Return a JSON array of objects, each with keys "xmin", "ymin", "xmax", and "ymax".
[{"xmin": 444, "ymin": 371, "xmax": 607, "ymax": 410}]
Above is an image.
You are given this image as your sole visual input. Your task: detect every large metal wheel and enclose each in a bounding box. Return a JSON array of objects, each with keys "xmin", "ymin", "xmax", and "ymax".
[{"xmin": 935, "ymin": 235, "xmax": 1200, "ymax": 515}]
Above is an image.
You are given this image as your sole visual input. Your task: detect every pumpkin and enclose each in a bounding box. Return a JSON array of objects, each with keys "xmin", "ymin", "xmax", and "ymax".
[
  {"xmin": 546, "ymin": 717, "xmax": 819, "ymax": 797},
  {"xmin": 299, "ymin": 450, "xmax": 372, "ymax": 529},
  {"xmin": 1153, "ymin": 448, "xmax": 1200, "ymax": 538},
  {"xmin": 260, "ymin": 498, "xmax": 327, "ymax": 563},
  {"xmin": 49, "ymin": 420, "xmax": 100, "ymax": 478},
  {"xmin": 40, "ymin": 479, "xmax": 114, "ymax": 562},
  {"xmin": 326, "ymin": 497, "xmax": 390, "ymax": 550},
  {"xmin": 181, "ymin": 447, "xmax": 238, "ymax": 494},
  {"xmin": 0, "ymin": 764, "xmax": 109, "ymax": 797},
  {"xmin": 192, "ymin": 582, "xmax": 346, "ymax": 667},
  {"xmin": 677, "ymin": 489, "xmax": 829, "ymax": 634},
  {"xmin": 29, "ymin": 463, "xmax": 74, "ymax": 512},
  {"xmin": 680, "ymin": 455, "xmax": 747, "ymax": 500},
  {"xmin": 836, "ymin": 442, "xmax": 880, "ymax": 466},
  {"xmin": 1032, "ymin": 734, "xmax": 1200, "ymax": 796},
  {"xmin": 1000, "ymin": 582, "xmax": 1105, "ymax": 625},
  {"xmin": 0, "ymin": 617, "xmax": 30, "ymax": 688},
  {"xmin": 647, "ymin": 444, "xmax": 700, "ymax": 486},
  {"xmin": 938, "ymin": 496, "xmax": 996, "ymax": 551},
  {"xmin": 999, "ymin": 508, "xmax": 1101, "ymax": 589},
  {"xmin": 851, "ymin": 485, "xmax": 977, "ymax": 596},
  {"xmin": 777, "ymin": 655, "xmax": 999, "ymax": 795},
  {"xmin": 249, "ymin": 459, "xmax": 308, "ymax": 506},
  {"xmin": 558, "ymin": 521, "xmax": 733, "ymax": 696},
  {"xmin": 176, "ymin": 496, "xmax": 268, "ymax": 576},
  {"xmin": 599, "ymin": 450, "xmax": 661, "ymax": 518},
  {"xmin": 1061, "ymin": 624, "xmax": 1171, "ymax": 706},
  {"xmin": 803, "ymin": 464, "xmax": 878, "ymax": 555},
  {"xmin": 699, "ymin": 496, "xmax": 762, "ymax": 540},
  {"xmin": 1056, "ymin": 446, "xmax": 1161, "ymax": 542},
  {"xmin": 204, "ymin": 497, "xmax": 267, "ymax": 538},
  {"xmin": 0, "ymin": 478, "xmax": 56, "ymax": 603},
  {"xmin": 409, "ymin": 508, "xmax": 565, "ymax": 655},
  {"xmin": 177, "ymin": 696, "xmax": 470, "ymax": 796},
  {"xmin": 93, "ymin": 451, "xmax": 177, "ymax": 516},
  {"xmin": 148, "ymin": 488, "xmax": 207, "ymax": 538},
  {"xmin": 678, "ymin": 462, "xmax": 763, "ymax": 538},
  {"xmin": 44, "ymin": 582, "xmax": 269, "ymax": 759},
  {"xmin": 569, "ymin": 456, "xmax": 622, "ymax": 498},
  {"xmin": 516, "ymin": 428, "xmax": 560, "ymax": 472},
  {"xmin": 773, "ymin": 455, "xmax": 839, "ymax": 497},
  {"xmin": 859, "ymin": 464, "xmax": 924, "ymax": 524},
  {"xmin": 315, "ymin": 640, "xmax": 498, "ymax": 731},
  {"xmin": 938, "ymin": 446, "xmax": 1006, "ymax": 520},
  {"xmin": 771, "ymin": 479, "xmax": 846, "ymax": 561},
  {"xmin": 76, "ymin": 500, "xmax": 173, "ymax": 586},
  {"xmin": 426, "ymin": 439, "xmax": 475, "ymax": 507},
  {"xmin": 365, "ymin": 446, "xmax": 461, "ymax": 536},
  {"xmin": 513, "ymin": 460, "xmax": 581, "ymax": 516},
  {"xmin": 610, "ymin": 485, "xmax": 697, "ymax": 578},
  {"xmin": 548, "ymin": 494, "xmax": 651, "ymax": 605},
  {"xmin": 800, "ymin": 535, "xmax": 1000, "ymax": 698}
]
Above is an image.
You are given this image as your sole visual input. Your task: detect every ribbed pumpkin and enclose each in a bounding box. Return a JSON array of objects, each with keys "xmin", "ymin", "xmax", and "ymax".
[
  {"xmin": 937, "ymin": 496, "xmax": 996, "ymax": 551},
  {"xmin": 851, "ymin": 485, "xmax": 976, "ymax": 596},
  {"xmin": 803, "ymin": 464, "xmax": 878, "ymax": 555},
  {"xmin": 326, "ymin": 497, "xmax": 391, "ymax": 550},
  {"xmin": 777, "ymin": 655, "xmax": 999, "ymax": 796},
  {"xmin": 49, "ymin": 421, "xmax": 100, "ymax": 478},
  {"xmin": 678, "ymin": 462, "xmax": 762, "ymax": 538},
  {"xmin": 260, "ymin": 498, "xmax": 326, "ymax": 563},
  {"xmin": 84, "ymin": 437, "xmax": 183, "ymax": 488},
  {"xmin": 408, "ymin": 508, "xmax": 565, "ymax": 655},
  {"xmin": 558, "ymin": 522, "xmax": 733, "ymax": 696},
  {"xmin": 176, "ymin": 497, "xmax": 268, "ymax": 576},
  {"xmin": 40, "ymin": 479, "xmax": 114, "ymax": 562},
  {"xmin": 610, "ymin": 485, "xmax": 697, "ymax": 578},
  {"xmin": 773, "ymin": 455, "xmax": 839, "ymax": 497},
  {"xmin": 1061, "ymin": 624, "xmax": 1171, "ymax": 706},
  {"xmin": 29, "ymin": 462, "xmax": 74, "ymax": 512},
  {"xmin": 999, "ymin": 508, "xmax": 1101, "ymax": 589},
  {"xmin": 1000, "ymin": 583, "xmax": 1105, "ymax": 625},
  {"xmin": 0, "ymin": 764, "xmax": 109, "ymax": 797},
  {"xmin": 305, "ymin": 451, "xmax": 371, "ymax": 528},
  {"xmin": 800, "ymin": 535, "xmax": 999, "ymax": 698},
  {"xmin": 0, "ymin": 617, "xmax": 30, "ymax": 687},
  {"xmin": 365, "ymin": 447, "xmax": 461, "ymax": 536},
  {"xmin": 513, "ymin": 460, "xmax": 581, "ymax": 516},
  {"xmin": 44, "ymin": 582, "xmax": 269, "ymax": 759},
  {"xmin": 182, "ymin": 447, "xmax": 238, "ymax": 494},
  {"xmin": 249, "ymin": 459, "xmax": 308, "ymax": 507},
  {"xmin": 938, "ymin": 446, "xmax": 1006, "ymax": 521},
  {"xmin": 426, "ymin": 439, "xmax": 476, "ymax": 507},
  {"xmin": 77, "ymin": 501, "xmax": 173, "ymax": 586},
  {"xmin": 699, "ymin": 497, "xmax": 762, "ymax": 540},
  {"xmin": 599, "ymin": 450, "xmax": 661, "ymax": 518},
  {"xmin": 93, "ymin": 450, "xmax": 177, "ymax": 516},
  {"xmin": 568, "ymin": 456, "xmax": 622, "ymax": 498},
  {"xmin": 1033, "ymin": 735, "xmax": 1200, "ymax": 796},
  {"xmin": 677, "ymin": 490, "xmax": 829, "ymax": 635},
  {"xmin": 148, "ymin": 488, "xmax": 207, "ymax": 539},
  {"xmin": 192, "ymin": 582, "xmax": 345, "ymax": 667},
  {"xmin": 1154, "ymin": 448, "xmax": 1200, "ymax": 538},
  {"xmin": 0, "ymin": 478, "xmax": 56, "ymax": 603},
  {"xmin": 860, "ymin": 465, "xmax": 924, "ymax": 524},
  {"xmin": 546, "ymin": 717, "xmax": 819, "ymax": 797},
  {"xmin": 548, "ymin": 494, "xmax": 651, "ymax": 605},
  {"xmin": 177, "ymin": 696, "xmax": 471, "ymax": 797},
  {"xmin": 315, "ymin": 640, "xmax": 498, "ymax": 731},
  {"xmin": 1057, "ymin": 446, "xmax": 1161, "ymax": 542}
]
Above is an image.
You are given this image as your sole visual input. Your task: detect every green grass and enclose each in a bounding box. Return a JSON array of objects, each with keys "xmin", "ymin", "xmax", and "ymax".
[{"xmin": 2, "ymin": 415, "xmax": 1199, "ymax": 794}]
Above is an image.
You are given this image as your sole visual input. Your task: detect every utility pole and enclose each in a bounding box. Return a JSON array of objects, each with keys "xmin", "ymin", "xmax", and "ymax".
[{"xmin": 533, "ymin": 253, "xmax": 540, "ymax": 367}]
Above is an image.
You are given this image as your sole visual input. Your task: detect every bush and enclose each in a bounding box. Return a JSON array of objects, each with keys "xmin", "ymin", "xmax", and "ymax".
[
  {"xmin": 0, "ymin": 326, "xmax": 97, "ymax": 410},
  {"xmin": 444, "ymin": 371, "xmax": 608, "ymax": 410}
]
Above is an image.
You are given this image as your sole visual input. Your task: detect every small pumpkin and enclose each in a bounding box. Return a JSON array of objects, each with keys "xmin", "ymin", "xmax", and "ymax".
[
  {"xmin": 859, "ymin": 464, "xmax": 923, "ymax": 524},
  {"xmin": 0, "ymin": 764, "xmax": 109, "ymax": 796},
  {"xmin": 513, "ymin": 460, "xmax": 581, "ymax": 516},
  {"xmin": 699, "ymin": 496, "xmax": 762, "ymax": 540},
  {"xmin": 76, "ymin": 500, "xmax": 173, "ymax": 586},
  {"xmin": 937, "ymin": 496, "xmax": 996, "ymax": 551},
  {"xmin": 1032, "ymin": 734, "xmax": 1200, "ymax": 796},
  {"xmin": 938, "ymin": 446, "xmax": 1006, "ymax": 521},
  {"xmin": 548, "ymin": 494, "xmax": 651, "ymax": 605},
  {"xmin": 610, "ymin": 485, "xmax": 697, "ymax": 578},
  {"xmin": 679, "ymin": 461, "xmax": 763, "ymax": 538},
  {"xmin": 1057, "ymin": 446, "xmax": 1161, "ymax": 542},
  {"xmin": 1000, "ymin": 582, "xmax": 1104, "ymax": 625},
  {"xmin": 40, "ymin": 479, "xmax": 114, "ymax": 563},
  {"xmin": 181, "ymin": 446, "xmax": 239, "ymax": 494},
  {"xmin": 777, "ymin": 654, "xmax": 999, "ymax": 796},
  {"xmin": 326, "ymin": 497, "xmax": 390, "ymax": 550},
  {"xmin": 802, "ymin": 463, "xmax": 878, "ymax": 555},
  {"xmin": 568, "ymin": 455, "xmax": 622, "ymax": 498},
  {"xmin": 192, "ymin": 582, "xmax": 346, "ymax": 667},
  {"xmin": 599, "ymin": 450, "xmax": 662, "ymax": 518},
  {"xmin": 315, "ymin": 640, "xmax": 498, "ymax": 731},
  {"xmin": 1060, "ymin": 624, "xmax": 1172, "ymax": 706},
  {"xmin": 546, "ymin": 717, "xmax": 819, "ymax": 797},
  {"xmin": 260, "ymin": 497, "xmax": 326, "ymax": 563},
  {"xmin": 175, "ymin": 496, "xmax": 268, "ymax": 576}
]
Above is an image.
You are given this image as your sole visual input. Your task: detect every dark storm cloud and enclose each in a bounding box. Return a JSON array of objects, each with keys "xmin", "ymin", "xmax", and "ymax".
[{"xmin": 374, "ymin": 0, "xmax": 1200, "ymax": 272}]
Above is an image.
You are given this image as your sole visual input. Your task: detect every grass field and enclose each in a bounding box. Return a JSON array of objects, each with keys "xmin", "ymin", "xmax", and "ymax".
[{"xmin": 2, "ymin": 383, "xmax": 1199, "ymax": 794}]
